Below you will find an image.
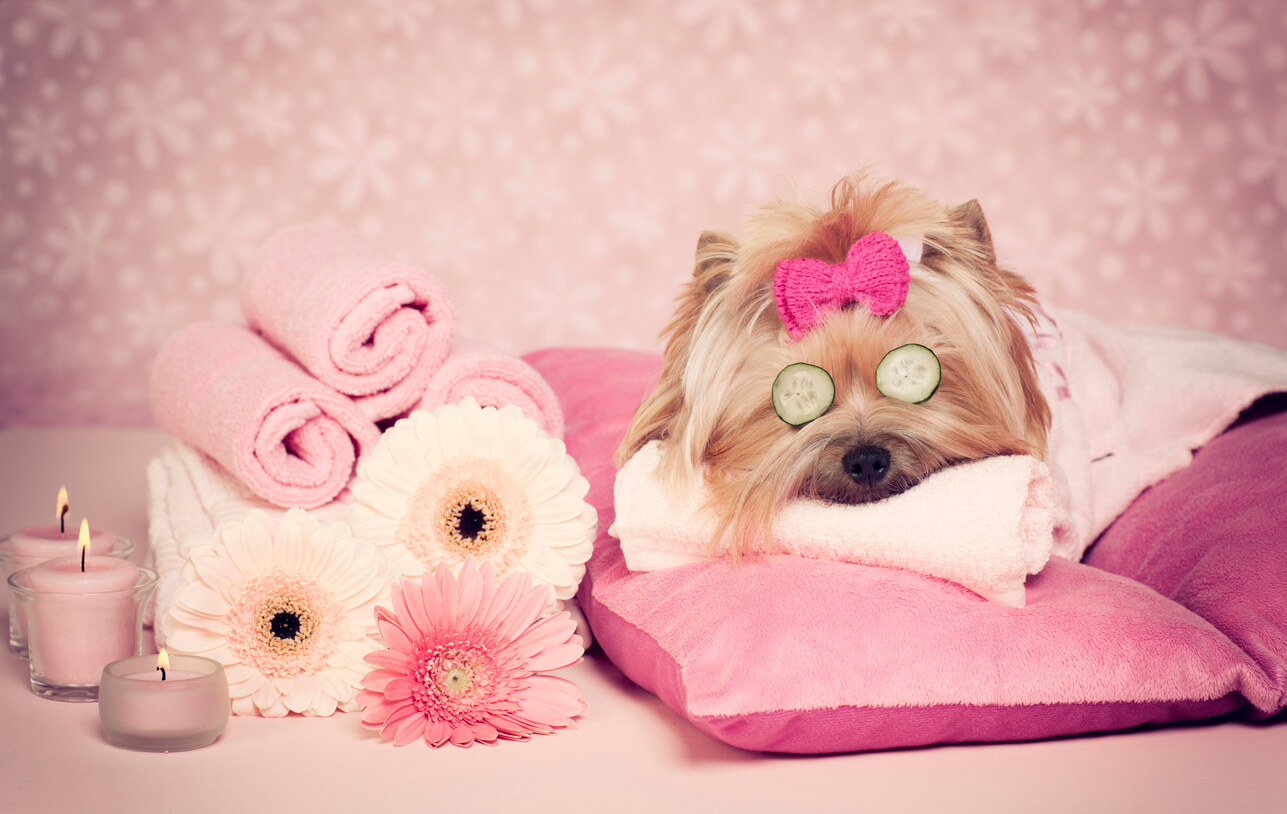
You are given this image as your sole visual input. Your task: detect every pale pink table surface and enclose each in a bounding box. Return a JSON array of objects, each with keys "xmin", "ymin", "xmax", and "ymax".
[{"xmin": 2, "ymin": 427, "xmax": 1286, "ymax": 814}]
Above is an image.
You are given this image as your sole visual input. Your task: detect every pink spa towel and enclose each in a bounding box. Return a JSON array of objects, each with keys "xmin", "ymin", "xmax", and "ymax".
[
  {"xmin": 243, "ymin": 222, "xmax": 456, "ymax": 421},
  {"xmin": 149, "ymin": 320, "xmax": 381, "ymax": 509},
  {"xmin": 411, "ymin": 336, "xmax": 565, "ymax": 439}
]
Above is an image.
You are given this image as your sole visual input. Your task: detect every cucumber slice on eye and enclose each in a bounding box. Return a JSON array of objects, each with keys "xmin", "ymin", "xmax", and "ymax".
[
  {"xmin": 772, "ymin": 362, "xmax": 835, "ymax": 426},
  {"xmin": 875, "ymin": 344, "xmax": 940, "ymax": 404}
]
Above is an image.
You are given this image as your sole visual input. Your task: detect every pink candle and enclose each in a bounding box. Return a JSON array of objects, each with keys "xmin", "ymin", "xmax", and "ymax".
[
  {"xmin": 7, "ymin": 487, "xmax": 117, "ymax": 557},
  {"xmin": 3, "ymin": 529, "xmax": 136, "ymax": 657},
  {"xmin": 3, "ymin": 489, "xmax": 135, "ymax": 657},
  {"xmin": 24, "ymin": 554, "xmax": 141, "ymax": 686},
  {"xmin": 7, "ymin": 524, "xmax": 117, "ymax": 560},
  {"xmin": 99, "ymin": 652, "xmax": 230, "ymax": 751},
  {"xmin": 9, "ymin": 522, "xmax": 156, "ymax": 699}
]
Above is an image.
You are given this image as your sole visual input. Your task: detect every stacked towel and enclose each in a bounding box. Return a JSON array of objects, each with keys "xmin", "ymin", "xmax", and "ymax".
[
  {"xmin": 611, "ymin": 441, "xmax": 1055, "ymax": 607},
  {"xmin": 412, "ymin": 336, "xmax": 565, "ymax": 439},
  {"xmin": 149, "ymin": 320, "xmax": 381, "ymax": 509},
  {"xmin": 150, "ymin": 221, "xmax": 568, "ymax": 508},
  {"xmin": 243, "ymin": 222, "xmax": 456, "ymax": 422}
]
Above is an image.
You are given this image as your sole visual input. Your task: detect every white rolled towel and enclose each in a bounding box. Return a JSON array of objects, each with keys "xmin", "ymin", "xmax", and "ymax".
[{"xmin": 609, "ymin": 441, "xmax": 1056, "ymax": 607}]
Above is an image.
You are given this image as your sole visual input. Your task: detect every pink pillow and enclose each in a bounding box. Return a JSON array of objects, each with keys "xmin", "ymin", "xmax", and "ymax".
[{"xmin": 525, "ymin": 349, "xmax": 1287, "ymax": 753}]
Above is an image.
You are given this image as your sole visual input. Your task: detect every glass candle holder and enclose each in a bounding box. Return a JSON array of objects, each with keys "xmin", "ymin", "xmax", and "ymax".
[
  {"xmin": 99, "ymin": 654, "xmax": 230, "ymax": 752},
  {"xmin": 2, "ymin": 532, "xmax": 136, "ymax": 657},
  {"xmin": 7, "ymin": 564, "xmax": 158, "ymax": 702}
]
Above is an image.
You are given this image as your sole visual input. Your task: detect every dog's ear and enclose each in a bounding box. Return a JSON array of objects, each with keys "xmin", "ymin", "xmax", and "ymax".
[
  {"xmin": 952, "ymin": 199, "xmax": 994, "ymax": 262},
  {"xmin": 943, "ymin": 199, "xmax": 1051, "ymax": 455},
  {"xmin": 614, "ymin": 230, "xmax": 741, "ymax": 467},
  {"xmin": 922, "ymin": 199, "xmax": 995, "ymax": 267},
  {"xmin": 694, "ymin": 229, "xmax": 739, "ymax": 291}
]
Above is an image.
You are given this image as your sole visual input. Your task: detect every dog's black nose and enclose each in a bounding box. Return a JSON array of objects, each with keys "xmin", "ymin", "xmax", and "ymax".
[{"xmin": 843, "ymin": 445, "xmax": 891, "ymax": 488}]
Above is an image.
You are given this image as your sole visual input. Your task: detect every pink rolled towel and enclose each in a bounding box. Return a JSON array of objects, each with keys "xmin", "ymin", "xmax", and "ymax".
[
  {"xmin": 149, "ymin": 320, "xmax": 381, "ymax": 509},
  {"xmin": 411, "ymin": 336, "xmax": 566, "ymax": 439},
  {"xmin": 243, "ymin": 222, "xmax": 456, "ymax": 421}
]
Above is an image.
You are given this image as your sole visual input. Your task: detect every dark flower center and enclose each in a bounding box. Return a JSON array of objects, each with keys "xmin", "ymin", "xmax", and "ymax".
[
  {"xmin": 270, "ymin": 611, "xmax": 302, "ymax": 640},
  {"xmin": 456, "ymin": 503, "xmax": 487, "ymax": 540},
  {"xmin": 251, "ymin": 592, "xmax": 320, "ymax": 659},
  {"xmin": 439, "ymin": 484, "xmax": 506, "ymax": 555}
]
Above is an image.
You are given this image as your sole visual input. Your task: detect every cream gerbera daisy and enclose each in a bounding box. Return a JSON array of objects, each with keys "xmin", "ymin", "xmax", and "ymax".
[
  {"xmin": 160, "ymin": 508, "xmax": 388, "ymax": 718},
  {"xmin": 347, "ymin": 398, "xmax": 596, "ymax": 609}
]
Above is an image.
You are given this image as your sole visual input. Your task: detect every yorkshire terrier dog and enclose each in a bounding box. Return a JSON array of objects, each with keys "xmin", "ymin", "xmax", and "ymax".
[{"xmin": 616, "ymin": 172, "xmax": 1052, "ymax": 556}]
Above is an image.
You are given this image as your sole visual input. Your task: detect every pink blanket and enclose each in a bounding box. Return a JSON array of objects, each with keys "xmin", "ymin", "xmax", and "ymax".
[
  {"xmin": 149, "ymin": 320, "xmax": 380, "ymax": 509},
  {"xmin": 243, "ymin": 222, "xmax": 456, "ymax": 422},
  {"xmin": 1036, "ymin": 308, "xmax": 1287, "ymax": 560}
]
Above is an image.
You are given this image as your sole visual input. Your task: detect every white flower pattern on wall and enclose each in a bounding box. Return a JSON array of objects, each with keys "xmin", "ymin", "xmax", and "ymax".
[
  {"xmin": 309, "ymin": 112, "xmax": 402, "ymax": 210},
  {"xmin": 108, "ymin": 75, "xmax": 204, "ymax": 168},
  {"xmin": 32, "ymin": 0, "xmax": 120, "ymax": 61},
  {"xmin": 1155, "ymin": 0, "xmax": 1254, "ymax": 102},
  {"xmin": 0, "ymin": 0, "xmax": 1284, "ymax": 425}
]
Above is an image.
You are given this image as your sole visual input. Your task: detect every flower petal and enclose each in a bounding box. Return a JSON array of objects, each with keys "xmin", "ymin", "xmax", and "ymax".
[
  {"xmin": 363, "ymin": 648, "xmax": 407, "ymax": 672},
  {"xmin": 282, "ymin": 675, "xmax": 317, "ymax": 714},
  {"xmin": 162, "ymin": 625, "xmax": 227, "ymax": 655},
  {"xmin": 188, "ymin": 550, "xmax": 245, "ymax": 602},
  {"xmin": 424, "ymin": 719, "xmax": 452, "ymax": 747},
  {"xmin": 375, "ymin": 608, "xmax": 415, "ymax": 654},
  {"xmin": 172, "ymin": 584, "xmax": 230, "ymax": 618}
]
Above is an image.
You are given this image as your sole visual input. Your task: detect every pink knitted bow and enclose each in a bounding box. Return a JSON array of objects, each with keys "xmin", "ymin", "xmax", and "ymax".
[{"xmin": 773, "ymin": 232, "xmax": 911, "ymax": 341}]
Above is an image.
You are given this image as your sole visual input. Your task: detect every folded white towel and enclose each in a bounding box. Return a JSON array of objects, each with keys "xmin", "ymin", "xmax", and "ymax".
[
  {"xmin": 145, "ymin": 438, "xmax": 593, "ymax": 645},
  {"xmin": 610, "ymin": 441, "xmax": 1055, "ymax": 607}
]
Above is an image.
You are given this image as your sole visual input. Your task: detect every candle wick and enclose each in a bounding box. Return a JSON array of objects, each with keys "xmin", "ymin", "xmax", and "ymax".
[
  {"xmin": 158, "ymin": 665, "xmax": 167, "ymax": 681},
  {"xmin": 80, "ymin": 546, "xmax": 85, "ymax": 572}
]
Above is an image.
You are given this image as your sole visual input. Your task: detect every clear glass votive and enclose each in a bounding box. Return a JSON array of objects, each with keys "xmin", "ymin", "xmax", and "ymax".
[
  {"xmin": 7, "ymin": 564, "xmax": 158, "ymax": 701},
  {"xmin": 99, "ymin": 654, "xmax": 230, "ymax": 752},
  {"xmin": 2, "ymin": 532, "xmax": 136, "ymax": 657}
]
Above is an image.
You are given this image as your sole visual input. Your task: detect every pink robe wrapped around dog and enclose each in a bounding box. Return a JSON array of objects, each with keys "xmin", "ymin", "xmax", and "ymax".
[{"xmin": 1033, "ymin": 306, "xmax": 1287, "ymax": 560}]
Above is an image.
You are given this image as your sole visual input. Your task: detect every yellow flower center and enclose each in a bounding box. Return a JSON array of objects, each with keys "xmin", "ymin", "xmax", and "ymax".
[
  {"xmin": 444, "ymin": 667, "xmax": 471, "ymax": 695},
  {"xmin": 411, "ymin": 643, "xmax": 499, "ymax": 721}
]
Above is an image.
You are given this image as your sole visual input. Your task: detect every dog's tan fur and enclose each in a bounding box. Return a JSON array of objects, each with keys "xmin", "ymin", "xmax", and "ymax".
[{"xmin": 617, "ymin": 172, "xmax": 1051, "ymax": 556}]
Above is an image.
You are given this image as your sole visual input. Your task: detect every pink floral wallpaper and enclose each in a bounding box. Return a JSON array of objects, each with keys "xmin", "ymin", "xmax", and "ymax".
[{"xmin": 2, "ymin": 0, "xmax": 1285, "ymax": 426}]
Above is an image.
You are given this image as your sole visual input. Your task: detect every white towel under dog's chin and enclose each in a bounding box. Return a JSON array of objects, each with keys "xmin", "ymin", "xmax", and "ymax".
[{"xmin": 610, "ymin": 441, "xmax": 1056, "ymax": 608}]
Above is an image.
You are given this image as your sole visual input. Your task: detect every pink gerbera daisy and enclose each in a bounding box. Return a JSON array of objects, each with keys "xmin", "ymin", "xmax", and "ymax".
[{"xmin": 357, "ymin": 559, "xmax": 585, "ymax": 747}]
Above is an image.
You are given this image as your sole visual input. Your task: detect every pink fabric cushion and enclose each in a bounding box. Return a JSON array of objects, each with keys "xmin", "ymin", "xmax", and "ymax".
[{"xmin": 525, "ymin": 348, "xmax": 1287, "ymax": 754}]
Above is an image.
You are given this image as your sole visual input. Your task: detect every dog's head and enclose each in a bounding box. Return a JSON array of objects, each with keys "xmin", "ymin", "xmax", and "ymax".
[{"xmin": 617, "ymin": 172, "xmax": 1051, "ymax": 555}]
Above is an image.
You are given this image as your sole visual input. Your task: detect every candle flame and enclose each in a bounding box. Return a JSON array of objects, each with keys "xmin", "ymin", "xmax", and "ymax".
[
  {"xmin": 56, "ymin": 486, "xmax": 69, "ymax": 522},
  {"xmin": 78, "ymin": 518, "xmax": 91, "ymax": 558},
  {"xmin": 157, "ymin": 649, "xmax": 170, "ymax": 671}
]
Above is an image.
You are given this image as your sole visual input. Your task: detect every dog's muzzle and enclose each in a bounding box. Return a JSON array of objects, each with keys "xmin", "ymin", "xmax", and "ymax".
[{"xmin": 842, "ymin": 445, "xmax": 891, "ymax": 490}]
